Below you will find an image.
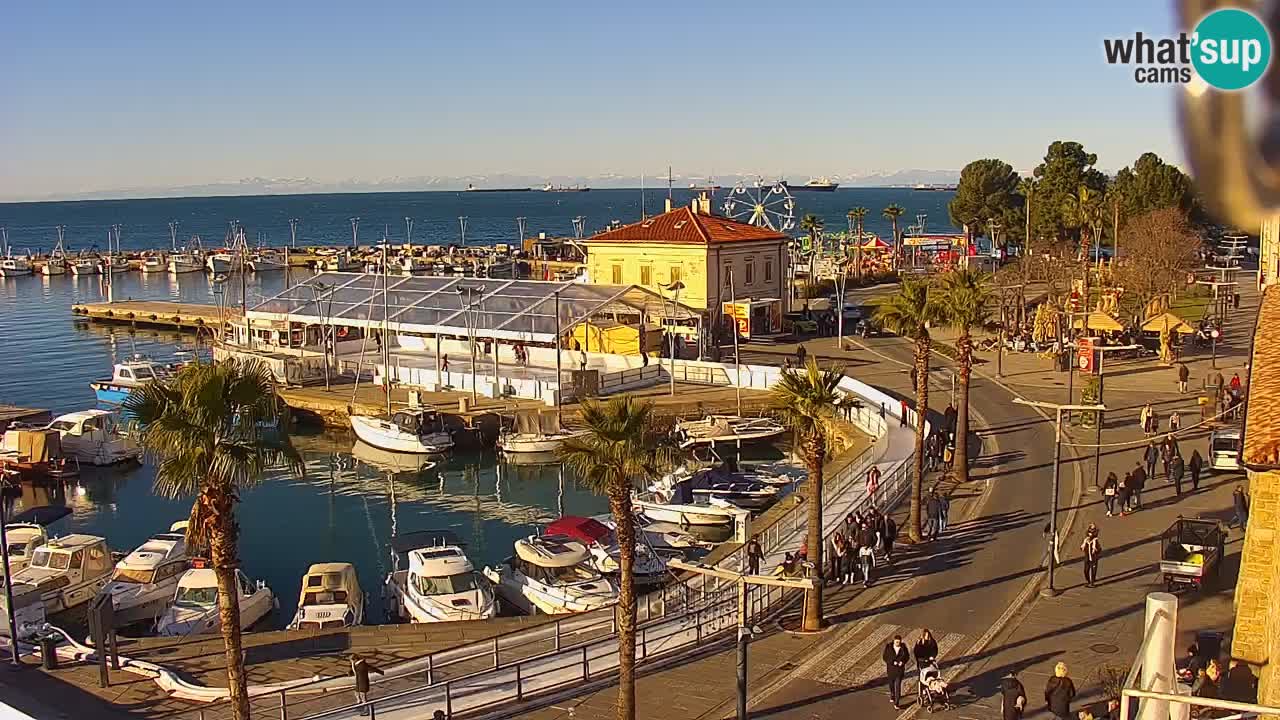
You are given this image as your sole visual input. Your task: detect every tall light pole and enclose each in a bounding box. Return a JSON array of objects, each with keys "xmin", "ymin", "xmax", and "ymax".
[
  {"xmin": 1089, "ymin": 344, "xmax": 1139, "ymax": 492},
  {"xmin": 1013, "ymin": 397, "xmax": 1105, "ymax": 596},
  {"xmin": 458, "ymin": 216, "xmax": 469, "ymax": 247},
  {"xmin": 663, "ymin": 280, "xmax": 685, "ymax": 396},
  {"xmin": 457, "ymin": 284, "xmax": 485, "ymax": 403},
  {"xmin": 288, "ymin": 218, "xmax": 300, "ymax": 248},
  {"xmin": 168, "ymin": 220, "xmax": 180, "ymax": 252},
  {"xmin": 306, "ymin": 281, "xmax": 334, "ymax": 390},
  {"xmin": 349, "ymin": 217, "xmax": 360, "ymax": 248}
]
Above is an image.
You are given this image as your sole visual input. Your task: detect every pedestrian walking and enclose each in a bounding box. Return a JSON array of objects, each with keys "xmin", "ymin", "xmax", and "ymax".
[
  {"xmin": 1161, "ymin": 441, "xmax": 1173, "ymax": 481},
  {"xmin": 441, "ymin": 355, "xmax": 450, "ymax": 373},
  {"xmin": 866, "ymin": 465, "xmax": 881, "ymax": 504},
  {"xmin": 1117, "ymin": 474, "xmax": 1133, "ymax": 517},
  {"xmin": 745, "ymin": 535, "xmax": 764, "ymax": 575},
  {"xmin": 883, "ymin": 636, "xmax": 910, "ymax": 710},
  {"xmin": 1169, "ymin": 411, "xmax": 1181, "ymax": 432},
  {"xmin": 350, "ymin": 654, "xmax": 385, "ymax": 714},
  {"xmin": 1103, "ymin": 472, "xmax": 1119, "ymax": 516},
  {"xmin": 883, "ymin": 514, "xmax": 897, "ymax": 562},
  {"xmin": 939, "ymin": 491, "xmax": 951, "ymax": 532},
  {"xmin": 1171, "ymin": 453, "xmax": 1185, "ymax": 496},
  {"xmin": 1189, "ymin": 450, "xmax": 1204, "ymax": 492},
  {"xmin": 925, "ymin": 490, "xmax": 943, "ymax": 541},
  {"xmin": 859, "ymin": 522, "xmax": 878, "ymax": 587},
  {"xmin": 1139, "ymin": 403, "xmax": 1153, "ymax": 435},
  {"xmin": 1081, "ymin": 524, "xmax": 1102, "ymax": 587},
  {"xmin": 1133, "ymin": 463, "xmax": 1147, "ymax": 510},
  {"xmin": 944, "ymin": 404, "xmax": 957, "ymax": 435},
  {"xmin": 1178, "ymin": 363, "xmax": 1190, "ymax": 393},
  {"xmin": 828, "ymin": 532, "xmax": 844, "ymax": 583},
  {"xmin": 1001, "ymin": 671, "xmax": 1028, "ymax": 720},
  {"xmin": 1144, "ymin": 442, "xmax": 1159, "ymax": 481},
  {"xmin": 1231, "ymin": 485, "xmax": 1250, "ymax": 528},
  {"xmin": 900, "ymin": 399, "xmax": 909, "ymax": 427},
  {"xmin": 913, "ymin": 629, "xmax": 939, "ymax": 670},
  {"xmin": 1044, "ymin": 662, "xmax": 1077, "ymax": 720},
  {"xmin": 840, "ymin": 536, "xmax": 856, "ymax": 584},
  {"xmin": 1230, "ymin": 372, "xmax": 1242, "ymax": 394}
]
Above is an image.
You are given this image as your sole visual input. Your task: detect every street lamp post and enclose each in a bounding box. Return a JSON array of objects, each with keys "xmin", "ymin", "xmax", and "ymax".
[
  {"xmin": 1211, "ymin": 327, "xmax": 1220, "ymax": 368},
  {"xmin": 1014, "ymin": 398, "xmax": 1105, "ymax": 597},
  {"xmin": 1090, "ymin": 344, "xmax": 1140, "ymax": 492},
  {"xmin": 457, "ymin": 285, "xmax": 485, "ymax": 404},
  {"xmin": 663, "ymin": 280, "xmax": 685, "ymax": 396}
]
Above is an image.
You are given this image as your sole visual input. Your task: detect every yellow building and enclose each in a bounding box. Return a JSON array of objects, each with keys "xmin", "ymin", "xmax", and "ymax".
[{"xmin": 584, "ymin": 197, "xmax": 791, "ymax": 313}]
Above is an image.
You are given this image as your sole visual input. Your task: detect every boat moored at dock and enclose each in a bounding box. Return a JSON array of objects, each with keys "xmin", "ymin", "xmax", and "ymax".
[
  {"xmin": 158, "ymin": 564, "xmax": 277, "ymax": 636},
  {"xmin": 350, "ymin": 409, "xmax": 454, "ymax": 455},
  {"xmin": 288, "ymin": 562, "xmax": 365, "ymax": 630},
  {"xmin": 484, "ymin": 534, "xmax": 618, "ymax": 615},
  {"xmin": 385, "ymin": 531, "xmax": 496, "ymax": 623},
  {"xmin": 45, "ymin": 409, "xmax": 142, "ymax": 465},
  {"xmin": 90, "ymin": 358, "xmax": 171, "ymax": 404},
  {"xmin": 101, "ymin": 522, "xmax": 189, "ymax": 626},
  {"xmin": 11, "ymin": 534, "xmax": 114, "ymax": 615}
]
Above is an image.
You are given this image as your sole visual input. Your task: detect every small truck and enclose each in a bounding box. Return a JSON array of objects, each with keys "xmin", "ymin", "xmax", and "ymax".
[{"xmin": 1160, "ymin": 518, "xmax": 1225, "ymax": 592}]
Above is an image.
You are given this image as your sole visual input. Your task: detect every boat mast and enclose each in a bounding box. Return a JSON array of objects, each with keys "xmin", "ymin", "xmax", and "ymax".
[
  {"xmin": 168, "ymin": 220, "xmax": 179, "ymax": 252},
  {"xmin": 54, "ymin": 225, "xmax": 65, "ymax": 258},
  {"xmin": 728, "ymin": 267, "xmax": 742, "ymax": 416},
  {"xmin": 382, "ymin": 242, "xmax": 391, "ymax": 417}
]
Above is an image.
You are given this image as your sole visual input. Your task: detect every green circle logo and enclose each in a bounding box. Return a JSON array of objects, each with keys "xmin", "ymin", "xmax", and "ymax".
[{"xmin": 1192, "ymin": 8, "xmax": 1272, "ymax": 90}]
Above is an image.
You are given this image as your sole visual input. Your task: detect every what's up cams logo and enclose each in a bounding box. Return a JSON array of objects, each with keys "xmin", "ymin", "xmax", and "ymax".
[{"xmin": 1104, "ymin": 8, "xmax": 1272, "ymax": 90}]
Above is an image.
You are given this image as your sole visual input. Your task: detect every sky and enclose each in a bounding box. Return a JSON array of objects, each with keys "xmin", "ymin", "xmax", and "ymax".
[{"xmin": 1, "ymin": 0, "xmax": 1182, "ymax": 201}]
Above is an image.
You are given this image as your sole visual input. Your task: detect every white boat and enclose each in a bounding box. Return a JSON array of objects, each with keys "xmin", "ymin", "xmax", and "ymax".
[
  {"xmin": 140, "ymin": 253, "xmax": 167, "ymax": 273},
  {"xmin": 630, "ymin": 496, "xmax": 745, "ymax": 527},
  {"xmin": 42, "ymin": 229, "xmax": 68, "ymax": 275},
  {"xmin": 45, "ymin": 409, "xmax": 142, "ymax": 466},
  {"xmin": 287, "ymin": 562, "xmax": 365, "ymax": 630},
  {"xmin": 350, "ymin": 409, "xmax": 454, "ymax": 455},
  {"xmin": 498, "ymin": 411, "xmax": 584, "ymax": 454},
  {"xmin": 386, "ymin": 531, "xmax": 497, "ymax": 623},
  {"xmin": 674, "ymin": 415, "xmax": 786, "ymax": 449},
  {"xmin": 103, "ymin": 255, "xmax": 131, "ymax": 274},
  {"xmin": 545, "ymin": 516, "xmax": 668, "ymax": 585},
  {"xmin": 206, "ymin": 252, "xmax": 236, "ymax": 274},
  {"xmin": 168, "ymin": 252, "xmax": 204, "ymax": 274},
  {"xmin": 157, "ymin": 565, "xmax": 276, "ymax": 636},
  {"xmin": 11, "ymin": 534, "xmax": 114, "ymax": 614},
  {"xmin": 69, "ymin": 255, "xmax": 101, "ymax": 275},
  {"xmin": 483, "ymin": 535, "xmax": 618, "ymax": 615},
  {"xmin": 248, "ymin": 250, "xmax": 286, "ymax": 272},
  {"xmin": 318, "ymin": 251, "xmax": 361, "ymax": 272},
  {"xmin": 90, "ymin": 358, "xmax": 171, "ymax": 404},
  {"xmin": 0, "ymin": 229, "xmax": 32, "ymax": 276},
  {"xmin": 1, "ymin": 506, "xmax": 73, "ymax": 578},
  {"xmin": 101, "ymin": 522, "xmax": 189, "ymax": 626}
]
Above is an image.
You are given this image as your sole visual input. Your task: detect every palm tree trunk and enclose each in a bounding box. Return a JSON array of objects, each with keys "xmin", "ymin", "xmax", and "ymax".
[
  {"xmin": 908, "ymin": 337, "xmax": 931, "ymax": 543},
  {"xmin": 208, "ymin": 489, "xmax": 249, "ymax": 720},
  {"xmin": 609, "ymin": 485, "xmax": 637, "ymax": 720},
  {"xmin": 802, "ymin": 432, "xmax": 826, "ymax": 631},
  {"xmin": 953, "ymin": 331, "xmax": 973, "ymax": 483}
]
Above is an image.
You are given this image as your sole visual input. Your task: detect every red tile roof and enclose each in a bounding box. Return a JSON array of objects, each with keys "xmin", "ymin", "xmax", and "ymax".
[
  {"xmin": 1244, "ymin": 285, "xmax": 1279, "ymax": 467},
  {"xmin": 585, "ymin": 207, "xmax": 790, "ymax": 246}
]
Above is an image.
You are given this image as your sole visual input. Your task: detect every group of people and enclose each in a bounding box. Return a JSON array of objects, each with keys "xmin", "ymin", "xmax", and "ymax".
[
  {"xmin": 882, "ymin": 630, "xmax": 948, "ymax": 710},
  {"xmin": 828, "ymin": 506, "xmax": 897, "ymax": 587},
  {"xmin": 1179, "ymin": 643, "xmax": 1259, "ymax": 715},
  {"xmin": 1102, "ymin": 434, "xmax": 1206, "ymax": 517},
  {"xmin": 1138, "ymin": 403, "xmax": 1184, "ymax": 436},
  {"xmin": 925, "ymin": 487, "xmax": 951, "ymax": 541}
]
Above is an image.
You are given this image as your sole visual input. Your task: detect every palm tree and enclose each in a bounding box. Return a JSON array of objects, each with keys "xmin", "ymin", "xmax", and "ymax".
[
  {"xmin": 124, "ymin": 359, "xmax": 300, "ymax": 720},
  {"xmin": 937, "ymin": 268, "xmax": 994, "ymax": 484},
  {"xmin": 557, "ymin": 397, "xmax": 676, "ymax": 720},
  {"xmin": 874, "ymin": 280, "xmax": 945, "ymax": 542},
  {"xmin": 799, "ymin": 214, "xmax": 824, "ymax": 296},
  {"xmin": 1063, "ymin": 187, "xmax": 1103, "ymax": 266},
  {"xmin": 849, "ymin": 207, "xmax": 869, "ymax": 277},
  {"xmin": 883, "ymin": 204, "xmax": 906, "ymax": 271},
  {"xmin": 770, "ymin": 358, "xmax": 856, "ymax": 631}
]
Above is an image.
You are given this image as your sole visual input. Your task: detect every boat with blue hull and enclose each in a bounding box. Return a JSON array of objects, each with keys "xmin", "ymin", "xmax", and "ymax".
[{"xmin": 90, "ymin": 359, "xmax": 171, "ymax": 404}]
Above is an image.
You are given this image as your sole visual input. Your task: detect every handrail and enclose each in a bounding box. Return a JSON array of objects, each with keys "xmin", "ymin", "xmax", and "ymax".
[{"xmin": 1121, "ymin": 688, "xmax": 1274, "ymax": 717}]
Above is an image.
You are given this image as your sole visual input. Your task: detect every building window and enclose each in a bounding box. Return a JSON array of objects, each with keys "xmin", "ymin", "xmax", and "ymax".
[
  {"xmin": 640, "ymin": 265, "xmax": 652, "ymax": 286},
  {"xmin": 765, "ymin": 260, "xmax": 773, "ymax": 282},
  {"xmin": 745, "ymin": 261, "xmax": 755, "ymax": 285},
  {"xmin": 669, "ymin": 265, "xmax": 681, "ymax": 284},
  {"xmin": 612, "ymin": 264, "xmax": 623, "ymax": 284}
]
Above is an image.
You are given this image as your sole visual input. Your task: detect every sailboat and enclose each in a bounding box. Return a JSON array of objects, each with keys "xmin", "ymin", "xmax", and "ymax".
[
  {"xmin": 102, "ymin": 227, "xmax": 130, "ymax": 274},
  {"xmin": 497, "ymin": 411, "xmax": 585, "ymax": 454},
  {"xmin": 42, "ymin": 227, "xmax": 68, "ymax": 276},
  {"xmin": 0, "ymin": 228, "xmax": 33, "ymax": 277}
]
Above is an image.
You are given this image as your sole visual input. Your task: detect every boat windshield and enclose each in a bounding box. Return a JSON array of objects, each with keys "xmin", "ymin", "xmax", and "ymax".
[
  {"xmin": 48, "ymin": 420, "xmax": 76, "ymax": 432},
  {"xmin": 414, "ymin": 572, "xmax": 481, "ymax": 596},
  {"xmin": 548, "ymin": 565, "xmax": 599, "ymax": 584},
  {"xmin": 175, "ymin": 586, "xmax": 218, "ymax": 608},
  {"xmin": 30, "ymin": 549, "xmax": 70, "ymax": 570},
  {"xmin": 132, "ymin": 366, "xmax": 156, "ymax": 380},
  {"xmin": 7, "ymin": 544, "xmax": 27, "ymax": 558},
  {"xmin": 113, "ymin": 568, "xmax": 156, "ymax": 584}
]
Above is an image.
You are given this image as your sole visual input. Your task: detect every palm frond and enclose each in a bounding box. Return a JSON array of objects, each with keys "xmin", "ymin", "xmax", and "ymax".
[
  {"xmin": 556, "ymin": 397, "xmax": 678, "ymax": 499},
  {"xmin": 770, "ymin": 358, "xmax": 855, "ymax": 443},
  {"xmin": 874, "ymin": 279, "xmax": 945, "ymax": 341},
  {"xmin": 938, "ymin": 268, "xmax": 994, "ymax": 331}
]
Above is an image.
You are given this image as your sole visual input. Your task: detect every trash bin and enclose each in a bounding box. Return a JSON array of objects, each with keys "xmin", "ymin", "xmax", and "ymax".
[{"xmin": 39, "ymin": 635, "xmax": 58, "ymax": 670}]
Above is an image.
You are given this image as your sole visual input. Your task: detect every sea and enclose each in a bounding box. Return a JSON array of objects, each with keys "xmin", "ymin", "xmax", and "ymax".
[{"xmin": 0, "ymin": 187, "xmax": 949, "ymax": 626}]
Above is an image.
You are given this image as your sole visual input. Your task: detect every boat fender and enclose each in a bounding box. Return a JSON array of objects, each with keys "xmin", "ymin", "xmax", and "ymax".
[
  {"xmin": 337, "ymin": 327, "xmax": 349, "ymax": 339},
  {"xmin": 149, "ymin": 314, "xmax": 157, "ymax": 321}
]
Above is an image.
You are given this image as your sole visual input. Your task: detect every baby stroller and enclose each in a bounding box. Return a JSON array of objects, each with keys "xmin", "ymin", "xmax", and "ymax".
[{"xmin": 918, "ymin": 663, "xmax": 951, "ymax": 712}]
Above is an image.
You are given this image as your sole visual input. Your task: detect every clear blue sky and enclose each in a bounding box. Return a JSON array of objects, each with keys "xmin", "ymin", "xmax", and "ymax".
[{"xmin": 1, "ymin": 0, "xmax": 1180, "ymax": 200}]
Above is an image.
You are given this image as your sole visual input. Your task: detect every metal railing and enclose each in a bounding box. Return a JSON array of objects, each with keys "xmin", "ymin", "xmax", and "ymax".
[
  {"xmin": 173, "ymin": 370, "xmax": 915, "ymax": 720},
  {"xmin": 598, "ymin": 364, "xmax": 662, "ymax": 394}
]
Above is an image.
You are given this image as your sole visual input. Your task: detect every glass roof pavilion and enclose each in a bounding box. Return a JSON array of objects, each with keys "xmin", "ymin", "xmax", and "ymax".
[{"xmin": 249, "ymin": 272, "xmax": 702, "ymax": 344}]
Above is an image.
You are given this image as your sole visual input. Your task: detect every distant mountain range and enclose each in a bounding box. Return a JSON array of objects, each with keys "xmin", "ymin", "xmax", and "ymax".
[{"xmin": 3, "ymin": 169, "xmax": 967, "ymax": 203}]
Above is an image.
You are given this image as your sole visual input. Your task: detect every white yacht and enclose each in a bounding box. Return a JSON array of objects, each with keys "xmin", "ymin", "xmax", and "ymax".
[
  {"xmin": 11, "ymin": 534, "xmax": 114, "ymax": 614},
  {"xmin": 140, "ymin": 253, "xmax": 167, "ymax": 273},
  {"xmin": 1, "ymin": 506, "xmax": 72, "ymax": 577},
  {"xmin": 631, "ymin": 472, "xmax": 750, "ymax": 528},
  {"xmin": 287, "ymin": 562, "xmax": 365, "ymax": 630},
  {"xmin": 545, "ymin": 516, "xmax": 668, "ymax": 585},
  {"xmin": 674, "ymin": 415, "xmax": 785, "ymax": 449},
  {"xmin": 101, "ymin": 523, "xmax": 189, "ymax": 626},
  {"xmin": 45, "ymin": 409, "xmax": 142, "ymax": 466},
  {"xmin": 69, "ymin": 255, "xmax": 101, "ymax": 275},
  {"xmin": 350, "ymin": 409, "xmax": 454, "ymax": 455},
  {"xmin": 168, "ymin": 251, "xmax": 203, "ymax": 274},
  {"xmin": 385, "ymin": 532, "xmax": 496, "ymax": 624},
  {"xmin": 248, "ymin": 250, "xmax": 286, "ymax": 272},
  {"xmin": 157, "ymin": 565, "xmax": 276, "ymax": 636},
  {"xmin": 483, "ymin": 535, "xmax": 618, "ymax": 615}
]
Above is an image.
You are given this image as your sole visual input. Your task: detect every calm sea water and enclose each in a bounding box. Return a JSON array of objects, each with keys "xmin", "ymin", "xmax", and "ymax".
[{"xmin": 0, "ymin": 187, "xmax": 936, "ymax": 627}]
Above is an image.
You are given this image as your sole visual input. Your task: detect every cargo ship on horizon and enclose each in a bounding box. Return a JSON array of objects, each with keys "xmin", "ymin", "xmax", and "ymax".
[{"xmin": 781, "ymin": 177, "xmax": 839, "ymax": 192}]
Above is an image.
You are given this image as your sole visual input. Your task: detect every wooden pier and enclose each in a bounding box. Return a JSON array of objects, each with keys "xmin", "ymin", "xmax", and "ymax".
[
  {"xmin": 71, "ymin": 300, "xmax": 240, "ymax": 331},
  {"xmin": 0, "ymin": 405, "xmax": 52, "ymax": 433}
]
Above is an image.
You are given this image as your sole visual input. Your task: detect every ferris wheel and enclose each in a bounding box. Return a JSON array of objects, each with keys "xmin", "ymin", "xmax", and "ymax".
[{"xmin": 721, "ymin": 179, "xmax": 796, "ymax": 232}]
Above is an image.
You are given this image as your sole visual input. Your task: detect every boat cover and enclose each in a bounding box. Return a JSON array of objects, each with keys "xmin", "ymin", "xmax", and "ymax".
[{"xmin": 545, "ymin": 516, "xmax": 611, "ymax": 544}]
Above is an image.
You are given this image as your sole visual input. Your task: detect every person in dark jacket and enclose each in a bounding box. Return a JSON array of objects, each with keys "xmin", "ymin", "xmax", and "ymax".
[
  {"xmin": 1117, "ymin": 473, "xmax": 1133, "ymax": 516},
  {"xmin": 883, "ymin": 635, "xmax": 910, "ymax": 709},
  {"xmin": 1189, "ymin": 450, "xmax": 1204, "ymax": 492},
  {"xmin": 883, "ymin": 515, "xmax": 898, "ymax": 562},
  {"xmin": 1232, "ymin": 485, "xmax": 1250, "ymax": 528},
  {"xmin": 1222, "ymin": 659, "xmax": 1258, "ymax": 703},
  {"xmin": 1044, "ymin": 662, "xmax": 1077, "ymax": 720},
  {"xmin": 1103, "ymin": 472, "xmax": 1119, "ymax": 516},
  {"xmin": 925, "ymin": 491, "xmax": 943, "ymax": 541},
  {"xmin": 745, "ymin": 535, "xmax": 765, "ymax": 575},
  {"xmin": 1170, "ymin": 453, "xmax": 1185, "ymax": 496},
  {"xmin": 913, "ymin": 629, "xmax": 939, "ymax": 669},
  {"xmin": 859, "ymin": 522, "xmax": 878, "ymax": 587},
  {"xmin": 350, "ymin": 654, "xmax": 385, "ymax": 713},
  {"xmin": 1001, "ymin": 671, "xmax": 1028, "ymax": 720},
  {"xmin": 1178, "ymin": 362, "xmax": 1190, "ymax": 393},
  {"xmin": 1131, "ymin": 463, "xmax": 1147, "ymax": 510},
  {"xmin": 1144, "ymin": 442, "xmax": 1160, "ymax": 480}
]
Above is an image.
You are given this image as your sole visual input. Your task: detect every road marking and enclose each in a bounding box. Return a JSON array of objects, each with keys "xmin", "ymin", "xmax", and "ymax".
[{"xmin": 814, "ymin": 623, "xmax": 899, "ymax": 684}]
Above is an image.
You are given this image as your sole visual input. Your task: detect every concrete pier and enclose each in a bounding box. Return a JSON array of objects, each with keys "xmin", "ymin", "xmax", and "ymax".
[{"xmin": 71, "ymin": 300, "xmax": 239, "ymax": 331}]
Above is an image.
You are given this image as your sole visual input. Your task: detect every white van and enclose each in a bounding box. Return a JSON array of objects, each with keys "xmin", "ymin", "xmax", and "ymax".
[{"xmin": 1208, "ymin": 428, "xmax": 1242, "ymax": 471}]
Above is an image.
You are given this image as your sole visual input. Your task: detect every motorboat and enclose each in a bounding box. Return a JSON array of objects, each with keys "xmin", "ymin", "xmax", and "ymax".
[
  {"xmin": 43, "ymin": 232, "xmax": 69, "ymax": 276},
  {"xmin": 90, "ymin": 358, "xmax": 170, "ymax": 404},
  {"xmin": 157, "ymin": 564, "xmax": 277, "ymax": 636},
  {"xmin": 620, "ymin": 517, "xmax": 717, "ymax": 555},
  {"xmin": 168, "ymin": 252, "xmax": 203, "ymax": 273},
  {"xmin": 631, "ymin": 475, "xmax": 750, "ymax": 527},
  {"xmin": 1, "ymin": 506, "xmax": 72, "ymax": 577},
  {"xmin": 101, "ymin": 522, "xmax": 189, "ymax": 626},
  {"xmin": 544, "ymin": 516, "xmax": 668, "ymax": 585},
  {"xmin": 497, "ymin": 411, "xmax": 584, "ymax": 454},
  {"xmin": 44, "ymin": 409, "xmax": 142, "ymax": 466},
  {"xmin": 350, "ymin": 409, "xmax": 454, "ymax": 455},
  {"xmin": 674, "ymin": 415, "xmax": 785, "ymax": 449},
  {"xmin": 69, "ymin": 255, "xmax": 101, "ymax": 275},
  {"xmin": 206, "ymin": 252, "xmax": 236, "ymax": 274},
  {"xmin": 0, "ymin": 230, "xmax": 32, "ymax": 277},
  {"xmin": 385, "ymin": 531, "xmax": 497, "ymax": 623},
  {"xmin": 287, "ymin": 562, "xmax": 365, "ymax": 630},
  {"xmin": 140, "ymin": 253, "xmax": 168, "ymax": 273},
  {"xmin": 11, "ymin": 534, "xmax": 114, "ymax": 615},
  {"xmin": 318, "ymin": 251, "xmax": 361, "ymax": 272},
  {"xmin": 103, "ymin": 255, "xmax": 131, "ymax": 274},
  {"xmin": 248, "ymin": 250, "xmax": 287, "ymax": 272},
  {"xmin": 689, "ymin": 481, "xmax": 779, "ymax": 511},
  {"xmin": 483, "ymin": 535, "xmax": 618, "ymax": 615}
]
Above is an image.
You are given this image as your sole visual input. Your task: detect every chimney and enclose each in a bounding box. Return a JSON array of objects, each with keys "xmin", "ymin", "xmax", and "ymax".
[
  {"xmin": 698, "ymin": 192, "xmax": 711, "ymax": 216},
  {"xmin": 665, "ymin": 197, "xmax": 674, "ymax": 213}
]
